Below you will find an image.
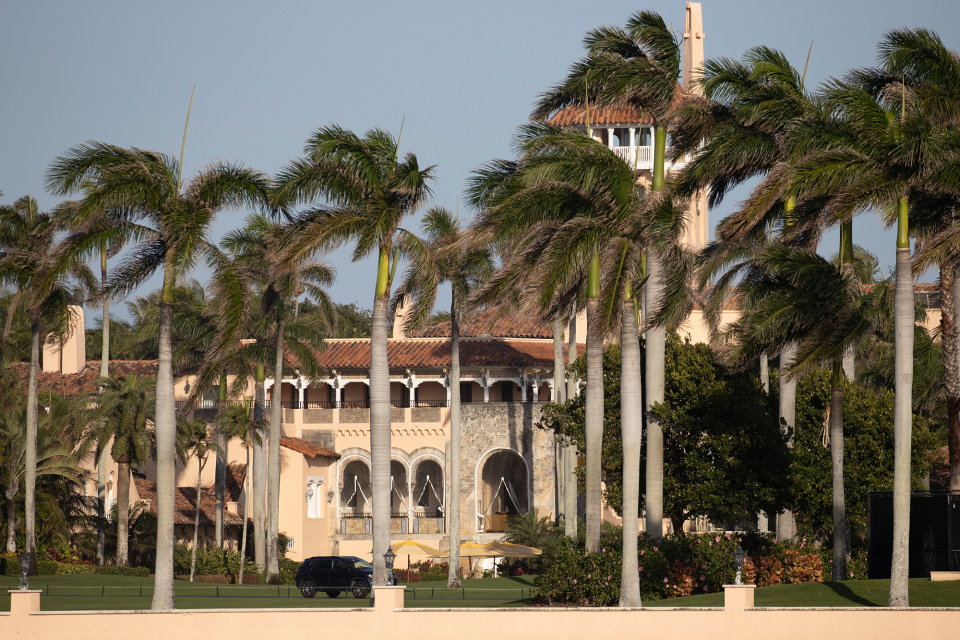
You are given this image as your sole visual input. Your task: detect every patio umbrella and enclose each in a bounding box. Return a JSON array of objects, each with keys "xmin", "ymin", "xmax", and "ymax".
[
  {"xmin": 482, "ymin": 541, "xmax": 541, "ymax": 577},
  {"xmin": 431, "ymin": 541, "xmax": 494, "ymax": 558},
  {"xmin": 370, "ymin": 540, "xmax": 444, "ymax": 572}
]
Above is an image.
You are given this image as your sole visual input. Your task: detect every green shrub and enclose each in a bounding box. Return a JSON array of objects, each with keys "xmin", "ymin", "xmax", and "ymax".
[{"xmin": 409, "ymin": 559, "xmax": 449, "ymax": 582}]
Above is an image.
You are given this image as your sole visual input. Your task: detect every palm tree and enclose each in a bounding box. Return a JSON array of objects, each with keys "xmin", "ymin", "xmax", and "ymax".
[
  {"xmin": 532, "ymin": 10, "xmax": 688, "ymax": 540},
  {"xmin": 218, "ymin": 213, "xmax": 335, "ymax": 583},
  {"xmin": 45, "ymin": 143, "xmax": 269, "ymax": 609},
  {"xmin": 723, "ymin": 246, "xmax": 884, "ymax": 580},
  {"xmin": 392, "ymin": 206, "xmax": 493, "ymax": 589},
  {"xmin": 1, "ymin": 399, "xmax": 85, "ymax": 553},
  {"xmin": 58, "ymin": 199, "xmax": 143, "ymax": 565},
  {"xmin": 218, "ymin": 399, "xmax": 265, "ymax": 585},
  {"xmin": 879, "ymin": 28, "xmax": 960, "ymax": 493},
  {"xmin": 783, "ymin": 55, "xmax": 945, "ymax": 606},
  {"xmin": 466, "ymin": 123, "xmax": 652, "ymax": 609},
  {"xmin": 88, "ymin": 374, "xmax": 155, "ymax": 566},
  {"xmin": 176, "ymin": 416, "xmax": 219, "ymax": 582},
  {"xmin": 0, "ymin": 195, "xmax": 94, "ymax": 574},
  {"xmin": 274, "ymin": 125, "xmax": 435, "ymax": 586},
  {"xmin": 670, "ymin": 45, "xmax": 823, "ymax": 541}
]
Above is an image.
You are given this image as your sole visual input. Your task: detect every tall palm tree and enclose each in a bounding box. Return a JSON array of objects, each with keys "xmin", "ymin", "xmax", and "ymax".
[
  {"xmin": 176, "ymin": 416, "xmax": 219, "ymax": 582},
  {"xmin": 533, "ymin": 10, "xmax": 687, "ymax": 539},
  {"xmin": 58, "ymin": 199, "xmax": 144, "ymax": 565},
  {"xmin": 218, "ymin": 213, "xmax": 335, "ymax": 583},
  {"xmin": 723, "ymin": 246, "xmax": 883, "ymax": 580},
  {"xmin": 784, "ymin": 56, "xmax": 944, "ymax": 606},
  {"xmin": 89, "ymin": 374, "xmax": 155, "ymax": 567},
  {"xmin": 880, "ymin": 28, "xmax": 960, "ymax": 493},
  {"xmin": 466, "ymin": 123, "xmax": 653, "ymax": 609},
  {"xmin": 670, "ymin": 45, "xmax": 823, "ymax": 541},
  {"xmin": 45, "ymin": 143, "xmax": 269, "ymax": 609},
  {"xmin": 218, "ymin": 399, "xmax": 265, "ymax": 585},
  {"xmin": 274, "ymin": 125, "xmax": 435, "ymax": 586},
  {"xmin": 0, "ymin": 195, "xmax": 94, "ymax": 574},
  {"xmin": 392, "ymin": 206, "xmax": 493, "ymax": 589}
]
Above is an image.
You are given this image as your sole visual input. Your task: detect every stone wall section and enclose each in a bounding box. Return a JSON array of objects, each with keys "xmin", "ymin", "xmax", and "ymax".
[{"xmin": 459, "ymin": 403, "xmax": 556, "ymax": 535}]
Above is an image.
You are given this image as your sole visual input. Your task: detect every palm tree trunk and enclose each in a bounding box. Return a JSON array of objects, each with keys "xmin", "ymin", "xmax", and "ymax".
[
  {"xmin": 151, "ymin": 269, "xmax": 177, "ymax": 610},
  {"xmin": 370, "ymin": 289, "xmax": 391, "ymax": 586},
  {"xmin": 116, "ymin": 455, "xmax": 132, "ymax": 567},
  {"xmin": 760, "ymin": 354, "xmax": 769, "ymax": 393},
  {"xmin": 777, "ymin": 342, "xmax": 797, "ymax": 542},
  {"xmin": 24, "ymin": 311, "xmax": 39, "ymax": 576},
  {"xmin": 190, "ymin": 456, "xmax": 204, "ymax": 582},
  {"xmin": 265, "ymin": 318, "xmax": 284, "ymax": 584},
  {"xmin": 6, "ymin": 483, "xmax": 18, "ymax": 553},
  {"xmin": 889, "ymin": 202, "xmax": 914, "ymax": 607},
  {"xmin": 643, "ymin": 250, "xmax": 666, "ymax": 539},
  {"xmin": 215, "ymin": 376, "xmax": 227, "ymax": 549},
  {"xmin": 830, "ymin": 365, "xmax": 847, "ymax": 581},
  {"xmin": 253, "ymin": 364, "xmax": 266, "ymax": 570},
  {"xmin": 619, "ymin": 297, "xmax": 643, "ymax": 607},
  {"xmin": 941, "ymin": 261, "xmax": 960, "ymax": 491},
  {"xmin": 97, "ymin": 248, "xmax": 110, "ymax": 566},
  {"xmin": 551, "ymin": 315, "xmax": 567, "ymax": 532},
  {"xmin": 447, "ymin": 296, "xmax": 462, "ymax": 589},
  {"xmin": 239, "ymin": 447, "xmax": 250, "ymax": 585},
  {"xmin": 584, "ymin": 255, "xmax": 603, "ymax": 554},
  {"xmin": 565, "ymin": 305, "xmax": 578, "ymax": 538}
]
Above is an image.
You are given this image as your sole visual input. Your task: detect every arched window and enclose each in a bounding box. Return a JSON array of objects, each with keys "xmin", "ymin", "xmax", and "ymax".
[{"xmin": 340, "ymin": 459, "xmax": 371, "ymax": 513}]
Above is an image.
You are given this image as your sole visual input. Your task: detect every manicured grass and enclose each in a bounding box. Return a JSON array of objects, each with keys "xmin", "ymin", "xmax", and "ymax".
[
  {"xmin": 0, "ymin": 574, "xmax": 538, "ymax": 611},
  {"xmin": 644, "ymin": 579, "xmax": 960, "ymax": 608}
]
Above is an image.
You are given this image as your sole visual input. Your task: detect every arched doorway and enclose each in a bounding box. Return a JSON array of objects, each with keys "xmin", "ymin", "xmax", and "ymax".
[
  {"xmin": 477, "ymin": 449, "xmax": 529, "ymax": 533},
  {"xmin": 339, "ymin": 458, "xmax": 372, "ymax": 535}
]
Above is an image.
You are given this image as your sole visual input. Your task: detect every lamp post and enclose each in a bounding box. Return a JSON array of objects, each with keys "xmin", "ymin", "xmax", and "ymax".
[
  {"xmin": 18, "ymin": 552, "xmax": 31, "ymax": 590},
  {"xmin": 734, "ymin": 544, "xmax": 746, "ymax": 585},
  {"xmin": 384, "ymin": 548, "xmax": 397, "ymax": 585}
]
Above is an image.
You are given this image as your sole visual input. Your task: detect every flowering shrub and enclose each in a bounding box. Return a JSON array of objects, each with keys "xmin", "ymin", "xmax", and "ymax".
[
  {"xmin": 537, "ymin": 527, "xmax": 861, "ymax": 606},
  {"xmin": 409, "ymin": 559, "xmax": 449, "ymax": 582}
]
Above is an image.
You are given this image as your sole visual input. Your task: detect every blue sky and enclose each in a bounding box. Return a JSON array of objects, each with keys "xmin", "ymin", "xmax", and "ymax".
[{"xmin": 2, "ymin": 0, "xmax": 957, "ymax": 323}]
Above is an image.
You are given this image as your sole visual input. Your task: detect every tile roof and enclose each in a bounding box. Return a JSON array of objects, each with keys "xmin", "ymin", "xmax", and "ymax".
[
  {"xmin": 280, "ymin": 437, "xmax": 340, "ymax": 459},
  {"xmin": 10, "ymin": 360, "xmax": 158, "ymax": 396},
  {"xmin": 134, "ymin": 472, "xmax": 247, "ymax": 528},
  {"xmin": 408, "ymin": 307, "xmax": 553, "ymax": 339},
  {"xmin": 317, "ymin": 338, "xmax": 580, "ymax": 369},
  {"xmin": 547, "ymin": 106, "xmax": 654, "ymax": 127},
  {"xmin": 133, "ymin": 478, "xmax": 243, "ymax": 527}
]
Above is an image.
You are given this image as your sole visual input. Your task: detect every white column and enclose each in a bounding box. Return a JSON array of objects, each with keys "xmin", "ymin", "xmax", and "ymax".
[
  {"xmin": 298, "ymin": 379, "xmax": 305, "ymax": 406},
  {"xmin": 549, "ymin": 381, "xmax": 555, "ymax": 402},
  {"xmin": 629, "ymin": 127, "xmax": 637, "ymax": 170},
  {"xmin": 607, "ymin": 127, "xmax": 615, "ymax": 149},
  {"xmin": 520, "ymin": 379, "xmax": 527, "ymax": 403},
  {"xmin": 483, "ymin": 381, "xmax": 490, "ymax": 403}
]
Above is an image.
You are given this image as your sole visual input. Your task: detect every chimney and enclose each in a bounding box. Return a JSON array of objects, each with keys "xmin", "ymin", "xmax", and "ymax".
[
  {"xmin": 682, "ymin": 3, "xmax": 705, "ymax": 95},
  {"xmin": 42, "ymin": 305, "xmax": 86, "ymax": 374}
]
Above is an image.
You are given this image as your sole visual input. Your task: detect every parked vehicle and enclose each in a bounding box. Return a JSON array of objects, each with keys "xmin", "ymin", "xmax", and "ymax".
[{"xmin": 295, "ymin": 556, "xmax": 386, "ymax": 598}]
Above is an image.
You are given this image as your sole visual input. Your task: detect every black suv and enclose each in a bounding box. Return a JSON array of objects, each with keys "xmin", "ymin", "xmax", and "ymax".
[{"xmin": 295, "ymin": 556, "xmax": 377, "ymax": 599}]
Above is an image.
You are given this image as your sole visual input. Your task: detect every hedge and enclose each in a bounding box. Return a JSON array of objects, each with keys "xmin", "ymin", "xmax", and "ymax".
[{"xmin": 2, "ymin": 558, "xmax": 149, "ymax": 577}]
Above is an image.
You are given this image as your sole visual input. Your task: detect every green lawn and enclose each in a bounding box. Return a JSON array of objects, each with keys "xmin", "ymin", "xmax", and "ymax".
[
  {"xmin": 0, "ymin": 574, "xmax": 537, "ymax": 611},
  {"xmin": 645, "ymin": 579, "xmax": 960, "ymax": 608}
]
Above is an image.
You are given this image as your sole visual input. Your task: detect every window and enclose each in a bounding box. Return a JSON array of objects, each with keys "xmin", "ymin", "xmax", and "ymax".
[
  {"xmin": 501, "ymin": 381, "xmax": 513, "ymax": 402},
  {"xmin": 317, "ymin": 558, "xmax": 332, "ymax": 570},
  {"xmin": 460, "ymin": 382, "xmax": 472, "ymax": 403}
]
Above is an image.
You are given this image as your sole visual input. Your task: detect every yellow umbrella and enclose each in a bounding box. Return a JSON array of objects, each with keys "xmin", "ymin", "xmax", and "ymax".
[
  {"xmin": 431, "ymin": 541, "xmax": 493, "ymax": 558},
  {"xmin": 482, "ymin": 541, "xmax": 541, "ymax": 577},
  {"xmin": 371, "ymin": 540, "xmax": 444, "ymax": 573},
  {"xmin": 483, "ymin": 541, "xmax": 542, "ymax": 557}
]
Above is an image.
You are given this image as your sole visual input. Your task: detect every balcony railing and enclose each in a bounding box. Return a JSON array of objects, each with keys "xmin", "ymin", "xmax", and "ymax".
[{"xmin": 338, "ymin": 513, "xmax": 444, "ymax": 536}]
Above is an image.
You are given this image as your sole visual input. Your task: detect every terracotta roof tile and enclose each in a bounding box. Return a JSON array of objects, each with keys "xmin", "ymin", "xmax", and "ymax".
[
  {"xmin": 408, "ymin": 307, "xmax": 553, "ymax": 339},
  {"xmin": 134, "ymin": 477, "xmax": 246, "ymax": 528},
  {"xmin": 11, "ymin": 360, "xmax": 158, "ymax": 396},
  {"xmin": 280, "ymin": 437, "xmax": 340, "ymax": 459},
  {"xmin": 224, "ymin": 462, "xmax": 247, "ymax": 503},
  {"xmin": 317, "ymin": 338, "xmax": 579, "ymax": 369},
  {"xmin": 547, "ymin": 106, "xmax": 655, "ymax": 127}
]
